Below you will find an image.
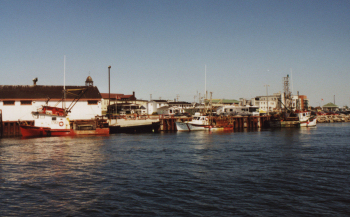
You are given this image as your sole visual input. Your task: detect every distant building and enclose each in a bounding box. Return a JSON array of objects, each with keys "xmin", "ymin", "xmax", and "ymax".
[
  {"xmin": 322, "ymin": 102, "xmax": 339, "ymax": 111},
  {"xmin": 206, "ymin": 99, "xmax": 240, "ymax": 106},
  {"xmin": 147, "ymin": 100, "xmax": 168, "ymax": 115},
  {"xmin": 291, "ymin": 95, "xmax": 309, "ymax": 110},
  {"xmin": 101, "ymin": 92, "xmax": 140, "ymax": 114},
  {"xmin": 253, "ymin": 93, "xmax": 282, "ymax": 112}
]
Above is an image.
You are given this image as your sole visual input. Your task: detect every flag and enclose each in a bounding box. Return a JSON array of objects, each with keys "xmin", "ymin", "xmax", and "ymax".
[{"xmin": 321, "ymin": 99, "xmax": 324, "ymax": 101}]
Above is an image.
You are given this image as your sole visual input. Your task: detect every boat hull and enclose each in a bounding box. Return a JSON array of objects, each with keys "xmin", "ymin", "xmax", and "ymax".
[
  {"xmin": 176, "ymin": 122, "xmax": 209, "ymax": 131},
  {"xmin": 270, "ymin": 118, "xmax": 317, "ymax": 128},
  {"xmin": 20, "ymin": 125, "xmax": 109, "ymax": 137},
  {"xmin": 300, "ymin": 117, "xmax": 317, "ymax": 127},
  {"xmin": 20, "ymin": 125, "xmax": 51, "ymax": 137},
  {"xmin": 175, "ymin": 122, "xmax": 233, "ymax": 132}
]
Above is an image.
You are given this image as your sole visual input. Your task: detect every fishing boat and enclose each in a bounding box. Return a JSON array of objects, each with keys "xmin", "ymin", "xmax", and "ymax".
[
  {"xmin": 175, "ymin": 115, "xmax": 211, "ymax": 131},
  {"xmin": 175, "ymin": 114, "xmax": 234, "ymax": 131},
  {"xmin": 270, "ymin": 110, "xmax": 316, "ymax": 128},
  {"xmin": 270, "ymin": 74, "xmax": 316, "ymax": 128},
  {"xmin": 296, "ymin": 110, "xmax": 317, "ymax": 127},
  {"xmin": 20, "ymin": 105, "xmax": 109, "ymax": 137}
]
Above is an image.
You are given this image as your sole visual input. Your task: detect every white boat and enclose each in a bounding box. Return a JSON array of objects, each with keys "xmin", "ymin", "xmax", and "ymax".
[
  {"xmin": 175, "ymin": 115, "xmax": 211, "ymax": 131},
  {"xmin": 175, "ymin": 114, "xmax": 235, "ymax": 131},
  {"xmin": 297, "ymin": 110, "xmax": 317, "ymax": 127}
]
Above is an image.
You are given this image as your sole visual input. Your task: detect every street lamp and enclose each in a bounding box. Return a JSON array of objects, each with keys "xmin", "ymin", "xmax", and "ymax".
[{"xmin": 265, "ymin": 84, "xmax": 270, "ymax": 115}]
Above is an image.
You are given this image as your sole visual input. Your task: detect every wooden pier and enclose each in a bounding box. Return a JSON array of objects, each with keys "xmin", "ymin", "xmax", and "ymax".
[
  {"xmin": 0, "ymin": 109, "xmax": 2, "ymax": 138},
  {"xmin": 159, "ymin": 116, "xmax": 270, "ymax": 131},
  {"xmin": 1, "ymin": 108, "xmax": 26, "ymax": 138},
  {"xmin": 0, "ymin": 121, "xmax": 30, "ymax": 137}
]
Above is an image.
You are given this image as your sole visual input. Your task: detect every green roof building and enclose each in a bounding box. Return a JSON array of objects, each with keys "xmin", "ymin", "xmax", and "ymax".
[
  {"xmin": 205, "ymin": 99, "xmax": 240, "ymax": 105},
  {"xmin": 323, "ymin": 102, "xmax": 339, "ymax": 111}
]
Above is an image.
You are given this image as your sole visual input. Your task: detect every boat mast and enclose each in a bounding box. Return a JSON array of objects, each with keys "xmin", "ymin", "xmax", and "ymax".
[
  {"xmin": 63, "ymin": 55, "xmax": 66, "ymax": 111},
  {"xmin": 204, "ymin": 65, "xmax": 207, "ymax": 114}
]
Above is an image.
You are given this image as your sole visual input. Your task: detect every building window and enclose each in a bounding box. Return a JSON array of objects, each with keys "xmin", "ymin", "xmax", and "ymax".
[
  {"xmin": 88, "ymin": 100, "xmax": 98, "ymax": 105},
  {"xmin": 3, "ymin": 101, "xmax": 15, "ymax": 105},
  {"xmin": 21, "ymin": 100, "xmax": 32, "ymax": 105}
]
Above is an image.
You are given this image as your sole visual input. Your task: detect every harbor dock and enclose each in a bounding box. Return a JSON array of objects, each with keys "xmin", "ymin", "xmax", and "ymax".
[
  {"xmin": 3, "ymin": 114, "xmax": 350, "ymax": 137},
  {"xmin": 109, "ymin": 115, "xmax": 270, "ymax": 133}
]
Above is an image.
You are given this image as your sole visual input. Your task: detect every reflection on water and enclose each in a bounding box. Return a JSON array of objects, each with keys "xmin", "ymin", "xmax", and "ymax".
[{"xmin": 1, "ymin": 124, "xmax": 350, "ymax": 216}]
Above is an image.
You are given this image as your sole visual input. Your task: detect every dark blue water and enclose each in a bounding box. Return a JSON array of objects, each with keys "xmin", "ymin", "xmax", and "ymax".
[{"xmin": 1, "ymin": 123, "xmax": 350, "ymax": 216}]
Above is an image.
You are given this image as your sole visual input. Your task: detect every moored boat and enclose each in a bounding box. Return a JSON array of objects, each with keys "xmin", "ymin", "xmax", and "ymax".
[
  {"xmin": 175, "ymin": 114, "xmax": 234, "ymax": 131},
  {"xmin": 20, "ymin": 105, "xmax": 109, "ymax": 137},
  {"xmin": 270, "ymin": 110, "xmax": 316, "ymax": 128},
  {"xmin": 297, "ymin": 110, "xmax": 317, "ymax": 127}
]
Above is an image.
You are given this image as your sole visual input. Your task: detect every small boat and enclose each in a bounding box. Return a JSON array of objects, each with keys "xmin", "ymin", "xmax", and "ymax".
[
  {"xmin": 175, "ymin": 114, "xmax": 234, "ymax": 131},
  {"xmin": 297, "ymin": 110, "xmax": 317, "ymax": 127},
  {"xmin": 176, "ymin": 115, "xmax": 211, "ymax": 131},
  {"xmin": 270, "ymin": 110, "xmax": 316, "ymax": 128},
  {"xmin": 20, "ymin": 106, "xmax": 109, "ymax": 137}
]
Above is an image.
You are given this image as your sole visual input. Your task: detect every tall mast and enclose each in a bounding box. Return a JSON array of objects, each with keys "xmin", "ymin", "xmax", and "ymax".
[{"xmin": 63, "ymin": 55, "xmax": 66, "ymax": 110}]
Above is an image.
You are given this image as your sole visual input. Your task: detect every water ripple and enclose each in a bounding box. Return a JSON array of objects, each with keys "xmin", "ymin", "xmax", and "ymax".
[{"xmin": 1, "ymin": 124, "xmax": 350, "ymax": 216}]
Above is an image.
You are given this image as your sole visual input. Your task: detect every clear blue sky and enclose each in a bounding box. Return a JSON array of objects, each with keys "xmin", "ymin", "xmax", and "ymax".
[{"xmin": 1, "ymin": 0, "xmax": 349, "ymax": 106}]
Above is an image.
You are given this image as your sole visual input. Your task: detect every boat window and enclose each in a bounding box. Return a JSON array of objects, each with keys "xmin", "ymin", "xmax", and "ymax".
[{"xmin": 52, "ymin": 117, "xmax": 57, "ymax": 121}]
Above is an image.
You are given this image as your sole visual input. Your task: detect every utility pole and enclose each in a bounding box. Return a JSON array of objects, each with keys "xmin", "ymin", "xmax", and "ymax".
[
  {"xmin": 108, "ymin": 66, "xmax": 111, "ymax": 120},
  {"xmin": 265, "ymin": 84, "xmax": 270, "ymax": 115}
]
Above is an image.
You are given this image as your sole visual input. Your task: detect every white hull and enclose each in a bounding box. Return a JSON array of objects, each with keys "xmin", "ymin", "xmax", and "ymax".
[
  {"xmin": 270, "ymin": 111, "xmax": 317, "ymax": 128},
  {"xmin": 175, "ymin": 122, "xmax": 210, "ymax": 131},
  {"xmin": 299, "ymin": 117, "xmax": 317, "ymax": 127}
]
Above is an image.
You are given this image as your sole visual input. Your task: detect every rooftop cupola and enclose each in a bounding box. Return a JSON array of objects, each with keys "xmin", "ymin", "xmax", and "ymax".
[{"xmin": 85, "ymin": 76, "xmax": 93, "ymax": 86}]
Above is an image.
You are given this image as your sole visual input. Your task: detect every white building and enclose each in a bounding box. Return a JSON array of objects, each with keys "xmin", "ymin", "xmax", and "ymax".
[
  {"xmin": 147, "ymin": 100, "xmax": 168, "ymax": 115},
  {"xmin": 253, "ymin": 93, "xmax": 282, "ymax": 112},
  {"xmin": 0, "ymin": 83, "xmax": 103, "ymax": 122}
]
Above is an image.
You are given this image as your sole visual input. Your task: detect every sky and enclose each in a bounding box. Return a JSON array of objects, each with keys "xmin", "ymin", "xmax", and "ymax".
[{"xmin": 1, "ymin": 0, "xmax": 350, "ymax": 106}]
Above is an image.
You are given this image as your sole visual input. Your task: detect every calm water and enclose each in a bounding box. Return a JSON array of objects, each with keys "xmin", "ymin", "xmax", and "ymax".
[{"xmin": 1, "ymin": 123, "xmax": 350, "ymax": 216}]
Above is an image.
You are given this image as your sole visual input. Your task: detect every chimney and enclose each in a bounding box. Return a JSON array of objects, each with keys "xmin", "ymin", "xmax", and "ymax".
[
  {"xmin": 33, "ymin": 77, "xmax": 38, "ymax": 85},
  {"xmin": 133, "ymin": 91, "xmax": 135, "ymax": 97}
]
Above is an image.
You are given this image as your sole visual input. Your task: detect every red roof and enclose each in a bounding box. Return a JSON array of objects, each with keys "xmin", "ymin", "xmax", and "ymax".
[
  {"xmin": 101, "ymin": 93, "xmax": 136, "ymax": 100},
  {"xmin": 100, "ymin": 93, "xmax": 124, "ymax": 99},
  {"xmin": 120, "ymin": 95, "xmax": 133, "ymax": 99}
]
